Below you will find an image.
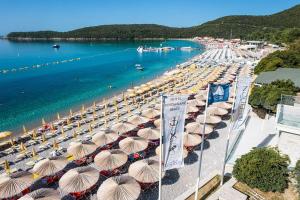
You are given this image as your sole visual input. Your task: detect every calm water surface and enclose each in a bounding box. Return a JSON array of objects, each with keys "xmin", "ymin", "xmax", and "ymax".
[{"xmin": 0, "ymin": 39, "xmax": 203, "ymax": 134}]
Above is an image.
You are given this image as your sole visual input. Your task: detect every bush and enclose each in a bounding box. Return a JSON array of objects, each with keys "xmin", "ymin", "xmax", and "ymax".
[
  {"xmin": 254, "ymin": 39, "xmax": 300, "ymax": 75},
  {"xmin": 249, "ymin": 80, "xmax": 298, "ymax": 113},
  {"xmin": 233, "ymin": 147, "xmax": 289, "ymax": 192},
  {"xmin": 294, "ymin": 160, "xmax": 300, "ymax": 194}
]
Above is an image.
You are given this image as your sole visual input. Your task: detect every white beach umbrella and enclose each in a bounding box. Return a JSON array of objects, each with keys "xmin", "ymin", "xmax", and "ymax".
[
  {"xmin": 128, "ymin": 159, "xmax": 159, "ymax": 183},
  {"xmin": 67, "ymin": 141, "xmax": 97, "ymax": 160},
  {"xmin": 207, "ymin": 107, "xmax": 228, "ymax": 116},
  {"xmin": 92, "ymin": 130, "xmax": 119, "ymax": 147},
  {"xmin": 185, "ymin": 122, "xmax": 213, "ymax": 135},
  {"xmin": 128, "ymin": 115, "xmax": 150, "ymax": 126},
  {"xmin": 186, "ymin": 105, "xmax": 199, "ymax": 113},
  {"xmin": 59, "ymin": 166, "xmax": 99, "ymax": 194},
  {"xmin": 184, "ymin": 132, "xmax": 202, "ymax": 147},
  {"xmin": 97, "ymin": 175, "xmax": 141, "ymax": 200},
  {"xmin": 187, "ymin": 99, "xmax": 206, "ymax": 107},
  {"xmin": 94, "ymin": 149, "xmax": 128, "ymax": 171},
  {"xmin": 155, "ymin": 146, "xmax": 188, "ymax": 158},
  {"xmin": 196, "ymin": 114, "xmax": 222, "ymax": 125},
  {"xmin": 32, "ymin": 156, "xmax": 68, "ymax": 177},
  {"xmin": 153, "ymin": 119, "xmax": 160, "ymax": 128},
  {"xmin": 119, "ymin": 137, "xmax": 148, "ymax": 155},
  {"xmin": 111, "ymin": 121, "xmax": 136, "ymax": 135},
  {"xmin": 19, "ymin": 188, "xmax": 61, "ymax": 200},
  {"xmin": 142, "ymin": 108, "xmax": 160, "ymax": 119},
  {"xmin": 137, "ymin": 127, "xmax": 160, "ymax": 140},
  {"xmin": 0, "ymin": 171, "xmax": 34, "ymax": 199},
  {"xmin": 212, "ymin": 102, "xmax": 233, "ymax": 110},
  {"xmin": 194, "ymin": 94, "xmax": 206, "ymax": 101}
]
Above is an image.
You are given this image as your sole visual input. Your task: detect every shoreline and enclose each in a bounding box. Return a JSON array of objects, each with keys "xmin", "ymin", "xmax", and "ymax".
[
  {"xmin": 0, "ymin": 43, "xmax": 203, "ymax": 143},
  {"xmin": 2, "ymin": 37, "xmax": 194, "ymax": 42}
]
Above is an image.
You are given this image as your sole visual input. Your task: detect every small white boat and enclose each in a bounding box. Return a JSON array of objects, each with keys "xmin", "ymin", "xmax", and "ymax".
[
  {"xmin": 52, "ymin": 44, "xmax": 60, "ymax": 48},
  {"xmin": 135, "ymin": 64, "xmax": 144, "ymax": 71},
  {"xmin": 137, "ymin": 46, "xmax": 144, "ymax": 53},
  {"xmin": 180, "ymin": 46, "xmax": 193, "ymax": 51}
]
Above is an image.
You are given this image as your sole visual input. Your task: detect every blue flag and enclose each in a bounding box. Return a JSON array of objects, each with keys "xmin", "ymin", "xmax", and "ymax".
[{"xmin": 208, "ymin": 83, "xmax": 230, "ymax": 104}]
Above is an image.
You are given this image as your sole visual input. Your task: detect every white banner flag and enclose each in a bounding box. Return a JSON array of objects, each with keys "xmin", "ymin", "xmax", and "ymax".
[
  {"xmin": 232, "ymin": 76, "xmax": 251, "ymax": 131},
  {"xmin": 162, "ymin": 94, "xmax": 188, "ymax": 171}
]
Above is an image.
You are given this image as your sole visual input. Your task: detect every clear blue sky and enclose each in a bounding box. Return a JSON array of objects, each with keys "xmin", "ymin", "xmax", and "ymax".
[{"xmin": 1, "ymin": 0, "xmax": 299, "ymax": 35}]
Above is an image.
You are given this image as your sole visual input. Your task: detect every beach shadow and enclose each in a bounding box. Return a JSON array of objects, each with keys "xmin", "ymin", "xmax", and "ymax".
[
  {"xmin": 207, "ymin": 131, "xmax": 219, "ymax": 139},
  {"xmin": 138, "ymin": 183, "xmax": 158, "ymax": 200},
  {"xmin": 194, "ymin": 140, "xmax": 210, "ymax": 151},
  {"xmin": 257, "ymin": 134, "xmax": 276, "ymax": 147},
  {"xmin": 222, "ymin": 115, "xmax": 231, "ymax": 121},
  {"xmin": 162, "ymin": 169, "xmax": 180, "ymax": 185},
  {"xmin": 185, "ymin": 151, "xmax": 198, "ymax": 165},
  {"xmin": 215, "ymin": 121, "xmax": 227, "ymax": 130}
]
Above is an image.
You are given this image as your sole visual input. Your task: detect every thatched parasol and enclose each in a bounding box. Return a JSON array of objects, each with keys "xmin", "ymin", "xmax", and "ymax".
[
  {"xmin": 155, "ymin": 146, "xmax": 188, "ymax": 158},
  {"xmin": 67, "ymin": 141, "xmax": 97, "ymax": 160},
  {"xmin": 119, "ymin": 137, "xmax": 148, "ymax": 155},
  {"xmin": 111, "ymin": 121, "xmax": 136, "ymax": 135},
  {"xmin": 137, "ymin": 128, "xmax": 160, "ymax": 140},
  {"xmin": 207, "ymin": 107, "xmax": 228, "ymax": 116},
  {"xmin": 184, "ymin": 132, "xmax": 202, "ymax": 147},
  {"xmin": 212, "ymin": 102, "xmax": 232, "ymax": 110},
  {"xmin": 19, "ymin": 188, "xmax": 61, "ymax": 200},
  {"xmin": 32, "ymin": 156, "xmax": 68, "ymax": 177},
  {"xmin": 142, "ymin": 108, "xmax": 160, "ymax": 119},
  {"xmin": 94, "ymin": 149, "xmax": 128, "ymax": 171},
  {"xmin": 0, "ymin": 171, "xmax": 34, "ymax": 199},
  {"xmin": 187, "ymin": 99, "xmax": 206, "ymax": 107},
  {"xmin": 92, "ymin": 130, "xmax": 119, "ymax": 147},
  {"xmin": 196, "ymin": 114, "xmax": 222, "ymax": 125},
  {"xmin": 59, "ymin": 166, "xmax": 99, "ymax": 194},
  {"xmin": 97, "ymin": 175, "xmax": 141, "ymax": 200},
  {"xmin": 153, "ymin": 119, "xmax": 160, "ymax": 128},
  {"xmin": 128, "ymin": 114, "xmax": 150, "ymax": 125},
  {"xmin": 185, "ymin": 122, "xmax": 213, "ymax": 135},
  {"xmin": 128, "ymin": 159, "xmax": 159, "ymax": 183},
  {"xmin": 194, "ymin": 94, "xmax": 206, "ymax": 101},
  {"xmin": 186, "ymin": 105, "xmax": 199, "ymax": 113}
]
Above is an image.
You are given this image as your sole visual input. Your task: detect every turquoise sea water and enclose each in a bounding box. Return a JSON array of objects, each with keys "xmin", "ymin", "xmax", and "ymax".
[{"xmin": 0, "ymin": 39, "xmax": 202, "ymax": 134}]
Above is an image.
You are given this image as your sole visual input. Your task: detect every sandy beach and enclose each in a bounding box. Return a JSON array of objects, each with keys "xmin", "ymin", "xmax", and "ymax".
[{"xmin": 0, "ymin": 37, "xmax": 278, "ymax": 200}]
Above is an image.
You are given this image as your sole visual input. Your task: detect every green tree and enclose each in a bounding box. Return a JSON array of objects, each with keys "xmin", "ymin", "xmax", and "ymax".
[
  {"xmin": 294, "ymin": 160, "xmax": 300, "ymax": 195},
  {"xmin": 249, "ymin": 80, "xmax": 298, "ymax": 113},
  {"xmin": 233, "ymin": 147, "xmax": 289, "ymax": 192},
  {"xmin": 254, "ymin": 39, "xmax": 300, "ymax": 75}
]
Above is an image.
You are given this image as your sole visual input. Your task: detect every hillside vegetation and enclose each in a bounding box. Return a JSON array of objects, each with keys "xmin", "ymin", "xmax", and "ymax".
[
  {"xmin": 254, "ymin": 39, "xmax": 300, "ymax": 74},
  {"xmin": 7, "ymin": 5, "xmax": 300, "ymax": 41}
]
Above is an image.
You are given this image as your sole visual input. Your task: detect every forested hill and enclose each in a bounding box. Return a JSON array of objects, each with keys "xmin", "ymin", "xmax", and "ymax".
[{"xmin": 7, "ymin": 4, "xmax": 300, "ymax": 41}]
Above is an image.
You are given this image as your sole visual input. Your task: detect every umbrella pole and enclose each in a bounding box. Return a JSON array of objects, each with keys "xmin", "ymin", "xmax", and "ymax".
[
  {"xmin": 194, "ymin": 83, "xmax": 210, "ymax": 200},
  {"xmin": 159, "ymin": 94, "xmax": 165, "ymax": 200},
  {"xmin": 220, "ymin": 77, "xmax": 238, "ymax": 185}
]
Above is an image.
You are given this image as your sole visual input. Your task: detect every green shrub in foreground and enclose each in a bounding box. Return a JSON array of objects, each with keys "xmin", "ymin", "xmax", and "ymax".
[{"xmin": 233, "ymin": 147, "xmax": 289, "ymax": 192}]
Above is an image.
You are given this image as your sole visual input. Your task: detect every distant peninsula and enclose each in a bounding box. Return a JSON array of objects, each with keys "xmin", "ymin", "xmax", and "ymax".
[{"xmin": 6, "ymin": 4, "xmax": 300, "ymax": 43}]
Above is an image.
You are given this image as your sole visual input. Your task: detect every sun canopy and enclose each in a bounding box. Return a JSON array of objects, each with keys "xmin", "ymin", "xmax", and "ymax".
[
  {"xmin": 97, "ymin": 175, "xmax": 141, "ymax": 200},
  {"xmin": 59, "ymin": 166, "xmax": 99, "ymax": 194},
  {"xmin": 94, "ymin": 149, "xmax": 128, "ymax": 171}
]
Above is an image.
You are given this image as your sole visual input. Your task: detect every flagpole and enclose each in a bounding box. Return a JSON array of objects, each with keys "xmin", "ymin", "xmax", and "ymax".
[
  {"xmin": 220, "ymin": 77, "xmax": 238, "ymax": 185},
  {"xmin": 159, "ymin": 94, "xmax": 165, "ymax": 200},
  {"xmin": 194, "ymin": 83, "xmax": 210, "ymax": 200}
]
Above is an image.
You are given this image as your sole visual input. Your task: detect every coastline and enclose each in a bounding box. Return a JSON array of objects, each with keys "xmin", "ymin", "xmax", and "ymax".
[
  {"xmin": 0, "ymin": 42, "xmax": 204, "ymax": 146},
  {"xmin": 3, "ymin": 37, "xmax": 194, "ymax": 41}
]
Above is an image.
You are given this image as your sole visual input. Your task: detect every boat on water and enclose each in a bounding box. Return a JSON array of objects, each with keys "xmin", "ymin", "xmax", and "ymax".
[
  {"xmin": 137, "ymin": 46, "xmax": 175, "ymax": 53},
  {"xmin": 52, "ymin": 44, "xmax": 60, "ymax": 49},
  {"xmin": 135, "ymin": 64, "xmax": 144, "ymax": 71},
  {"xmin": 180, "ymin": 46, "xmax": 194, "ymax": 51}
]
